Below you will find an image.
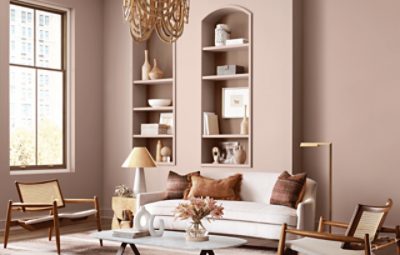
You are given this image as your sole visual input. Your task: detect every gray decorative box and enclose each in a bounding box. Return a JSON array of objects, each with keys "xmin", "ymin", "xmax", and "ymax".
[{"xmin": 216, "ymin": 65, "xmax": 245, "ymax": 75}]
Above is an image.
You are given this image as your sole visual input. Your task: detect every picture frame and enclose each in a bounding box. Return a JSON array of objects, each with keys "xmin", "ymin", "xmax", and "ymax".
[
  {"xmin": 222, "ymin": 87, "xmax": 249, "ymax": 118},
  {"xmin": 159, "ymin": 113, "xmax": 174, "ymax": 135}
]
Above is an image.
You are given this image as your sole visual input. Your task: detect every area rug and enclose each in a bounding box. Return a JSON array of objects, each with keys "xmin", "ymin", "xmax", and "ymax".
[{"xmin": 3, "ymin": 231, "xmax": 276, "ymax": 255}]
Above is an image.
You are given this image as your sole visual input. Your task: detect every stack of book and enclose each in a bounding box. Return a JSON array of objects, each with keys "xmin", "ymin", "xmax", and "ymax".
[
  {"xmin": 112, "ymin": 228, "xmax": 150, "ymax": 239},
  {"xmin": 141, "ymin": 124, "xmax": 169, "ymax": 135},
  {"xmin": 203, "ymin": 112, "xmax": 219, "ymax": 135}
]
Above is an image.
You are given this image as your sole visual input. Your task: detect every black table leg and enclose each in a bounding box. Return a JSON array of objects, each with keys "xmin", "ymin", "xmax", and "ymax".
[
  {"xmin": 129, "ymin": 243, "xmax": 141, "ymax": 255},
  {"xmin": 116, "ymin": 243, "xmax": 127, "ymax": 255},
  {"xmin": 200, "ymin": 250, "xmax": 215, "ymax": 255}
]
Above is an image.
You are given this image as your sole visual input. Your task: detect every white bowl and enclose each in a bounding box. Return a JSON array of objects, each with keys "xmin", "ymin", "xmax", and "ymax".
[{"xmin": 148, "ymin": 99, "xmax": 172, "ymax": 107}]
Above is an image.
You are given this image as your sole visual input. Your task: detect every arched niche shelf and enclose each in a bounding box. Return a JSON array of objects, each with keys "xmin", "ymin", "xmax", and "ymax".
[{"xmin": 200, "ymin": 6, "xmax": 253, "ymax": 168}]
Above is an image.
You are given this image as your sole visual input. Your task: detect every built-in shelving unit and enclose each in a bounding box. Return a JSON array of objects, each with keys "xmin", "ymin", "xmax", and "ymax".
[
  {"xmin": 201, "ymin": 6, "xmax": 253, "ymax": 168},
  {"xmin": 132, "ymin": 33, "xmax": 176, "ymax": 166}
]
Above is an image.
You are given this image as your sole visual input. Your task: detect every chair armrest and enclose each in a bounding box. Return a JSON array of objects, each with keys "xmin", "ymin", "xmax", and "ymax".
[
  {"xmin": 137, "ymin": 191, "xmax": 167, "ymax": 207},
  {"xmin": 286, "ymin": 229, "xmax": 365, "ymax": 244},
  {"xmin": 11, "ymin": 202, "xmax": 54, "ymax": 211},
  {"xmin": 296, "ymin": 198, "xmax": 316, "ymax": 230},
  {"xmin": 64, "ymin": 198, "xmax": 96, "ymax": 204},
  {"xmin": 321, "ymin": 220, "xmax": 349, "ymax": 229}
]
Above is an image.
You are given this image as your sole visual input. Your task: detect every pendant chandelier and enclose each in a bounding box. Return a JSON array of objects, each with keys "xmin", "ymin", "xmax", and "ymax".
[{"xmin": 123, "ymin": 0, "xmax": 190, "ymax": 43}]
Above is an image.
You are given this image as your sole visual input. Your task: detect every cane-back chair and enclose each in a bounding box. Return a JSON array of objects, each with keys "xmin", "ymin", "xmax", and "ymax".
[
  {"xmin": 3, "ymin": 179, "xmax": 103, "ymax": 254},
  {"xmin": 277, "ymin": 199, "xmax": 400, "ymax": 255}
]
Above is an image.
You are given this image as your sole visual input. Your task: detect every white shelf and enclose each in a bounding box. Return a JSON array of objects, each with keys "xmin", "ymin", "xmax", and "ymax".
[
  {"xmin": 202, "ymin": 134, "xmax": 249, "ymax": 139},
  {"xmin": 202, "ymin": 73, "xmax": 249, "ymax": 81},
  {"xmin": 133, "ymin": 134, "xmax": 173, "ymax": 138},
  {"xmin": 201, "ymin": 163, "xmax": 250, "ymax": 168},
  {"xmin": 133, "ymin": 78, "xmax": 173, "ymax": 85},
  {"xmin": 133, "ymin": 106, "xmax": 173, "ymax": 112},
  {"xmin": 202, "ymin": 43, "xmax": 249, "ymax": 52}
]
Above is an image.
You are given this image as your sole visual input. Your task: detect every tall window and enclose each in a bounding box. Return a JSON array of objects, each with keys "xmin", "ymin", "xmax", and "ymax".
[{"xmin": 10, "ymin": 2, "xmax": 66, "ymax": 170}]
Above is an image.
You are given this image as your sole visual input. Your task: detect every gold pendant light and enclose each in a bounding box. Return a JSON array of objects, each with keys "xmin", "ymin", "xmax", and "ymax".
[{"xmin": 123, "ymin": 0, "xmax": 190, "ymax": 43}]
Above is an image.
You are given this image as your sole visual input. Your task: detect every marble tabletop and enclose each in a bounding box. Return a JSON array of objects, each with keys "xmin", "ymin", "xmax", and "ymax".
[{"xmin": 92, "ymin": 230, "xmax": 247, "ymax": 251}]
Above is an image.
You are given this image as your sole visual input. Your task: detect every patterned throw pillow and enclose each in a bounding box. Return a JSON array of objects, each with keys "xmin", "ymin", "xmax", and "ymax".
[
  {"xmin": 270, "ymin": 171, "xmax": 307, "ymax": 208},
  {"xmin": 186, "ymin": 174, "xmax": 242, "ymax": 201},
  {"xmin": 165, "ymin": 171, "xmax": 200, "ymax": 199}
]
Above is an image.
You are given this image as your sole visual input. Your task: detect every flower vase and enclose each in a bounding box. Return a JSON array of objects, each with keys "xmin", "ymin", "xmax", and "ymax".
[
  {"xmin": 186, "ymin": 221, "xmax": 209, "ymax": 242},
  {"xmin": 142, "ymin": 50, "xmax": 151, "ymax": 80}
]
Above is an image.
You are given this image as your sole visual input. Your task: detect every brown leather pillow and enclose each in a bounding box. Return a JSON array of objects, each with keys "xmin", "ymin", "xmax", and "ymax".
[
  {"xmin": 165, "ymin": 171, "xmax": 200, "ymax": 199},
  {"xmin": 185, "ymin": 174, "xmax": 242, "ymax": 201},
  {"xmin": 270, "ymin": 171, "xmax": 307, "ymax": 208}
]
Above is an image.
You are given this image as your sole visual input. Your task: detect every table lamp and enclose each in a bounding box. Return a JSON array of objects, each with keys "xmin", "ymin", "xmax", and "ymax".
[
  {"xmin": 300, "ymin": 142, "xmax": 333, "ymax": 231},
  {"xmin": 121, "ymin": 147, "xmax": 156, "ymax": 195}
]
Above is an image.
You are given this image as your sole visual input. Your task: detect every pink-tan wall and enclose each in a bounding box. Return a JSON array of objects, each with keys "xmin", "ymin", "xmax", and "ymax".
[
  {"xmin": 0, "ymin": 0, "xmax": 104, "ymax": 227},
  {"xmin": 302, "ymin": 0, "xmax": 400, "ymax": 225},
  {"xmin": 102, "ymin": 0, "xmax": 300, "ymax": 215}
]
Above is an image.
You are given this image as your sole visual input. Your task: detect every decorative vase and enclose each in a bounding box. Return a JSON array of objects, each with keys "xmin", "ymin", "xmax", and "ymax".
[
  {"xmin": 240, "ymin": 105, "xmax": 249, "ymax": 135},
  {"xmin": 134, "ymin": 206, "xmax": 151, "ymax": 231},
  {"xmin": 149, "ymin": 58, "xmax": 164, "ymax": 80},
  {"xmin": 233, "ymin": 145, "xmax": 246, "ymax": 164},
  {"xmin": 186, "ymin": 220, "xmax": 209, "ymax": 242},
  {"xmin": 215, "ymin": 24, "xmax": 231, "ymax": 46},
  {"xmin": 142, "ymin": 50, "xmax": 151, "ymax": 80},
  {"xmin": 156, "ymin": 140, "xmax": 162, "ymax": 162}
]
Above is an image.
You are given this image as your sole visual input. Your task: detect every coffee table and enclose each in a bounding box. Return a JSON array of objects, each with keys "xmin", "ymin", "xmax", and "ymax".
[{"xmin": 92, "ymin": 230, "xmax": 247, "ymax": 255}]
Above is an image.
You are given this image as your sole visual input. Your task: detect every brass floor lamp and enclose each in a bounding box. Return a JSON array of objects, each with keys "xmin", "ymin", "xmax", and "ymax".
[{"xmin": 300, "ymin": 142, "xmax": 333, "ymax": 231}]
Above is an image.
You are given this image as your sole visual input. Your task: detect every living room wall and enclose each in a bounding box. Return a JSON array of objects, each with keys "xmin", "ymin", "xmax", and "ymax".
[
  {"xmin": 102, "ymin": 0, "xmax": 300, "ymax": 215},
  {"xmin": 0, "ymin": 0, "xmax": 104, "ymax": 228},
  {"xmin": 302, "ymin": 0, "xmax": 400, "ymax": 225}
]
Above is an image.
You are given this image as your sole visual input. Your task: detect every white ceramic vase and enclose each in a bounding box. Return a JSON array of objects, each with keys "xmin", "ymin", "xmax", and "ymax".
[{"xmin": 142, "ymin": 50, "xmax": 151, "ymax": 80}]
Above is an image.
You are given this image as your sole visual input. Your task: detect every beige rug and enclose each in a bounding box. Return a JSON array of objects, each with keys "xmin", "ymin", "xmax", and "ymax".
[{"xmin": 3, "ymin": 231, "xmax": 276, "ymax": 255}]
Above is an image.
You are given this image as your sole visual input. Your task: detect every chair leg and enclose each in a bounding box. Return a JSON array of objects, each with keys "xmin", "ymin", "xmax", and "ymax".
[
  {"xmin": 94, "ymin": 196, "xmax": 103, "ymax": 246},
  {"xmin": 3, "ymin": 200, "xmax": 12, "ymax": 248},
  {"xmin": 48, "ymin": 227, "xmax": 53, "ymax": 241},
  {"xmin": 53, "ymin": 202, "xmax": 61, "ymax": 255},
  {"xmin": 364, "ymin": 234, "xmax": 371, "ymax": 255},
  {"xmin": 277, "ymin": 223, "xmax": 287, "ymax": 255}
]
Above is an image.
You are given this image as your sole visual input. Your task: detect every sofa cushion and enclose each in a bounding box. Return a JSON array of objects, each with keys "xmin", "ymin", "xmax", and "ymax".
[
  {"xmin": 270, "ymin": 171, "xmax": 307, "ymax": 208},
  {"xmin": 165, "ymin": 171, "xmax": 200, "ymax": 199},
  {"xmin": 187, "ymin": 174, "xmax": 242, "ymax": 201},
  {"xmin": 145, "ymin": 199, "xmax": 297, "ymax": 226}
]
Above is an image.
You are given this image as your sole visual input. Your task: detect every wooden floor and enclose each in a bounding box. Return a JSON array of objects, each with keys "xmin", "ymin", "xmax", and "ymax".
[{"xmin": 0, "ymin": 218, "xmax": 111, "ymax": 243}]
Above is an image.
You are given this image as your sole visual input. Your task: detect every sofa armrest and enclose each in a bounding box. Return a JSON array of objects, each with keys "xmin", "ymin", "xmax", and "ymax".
[
  {"xmin": 296, "ymin": 198, "xmax": 316, "ymax": 231},
  {"xmin": 137, "ymin": 191, "xmax": 167, "ymax": 207}
]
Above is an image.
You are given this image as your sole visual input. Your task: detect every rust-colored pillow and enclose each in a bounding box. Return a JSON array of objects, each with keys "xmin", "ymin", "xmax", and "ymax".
[
  {"xmin": 185, "ymin": 174, "xmax": 242, "ymax": 201},
  {"xmin": 166, "ymin": 171, "xmax": 200, "ymax": 199},
  {"xmin": 270, "ymin": 171, "xmax": 307, "ymax": 208}
]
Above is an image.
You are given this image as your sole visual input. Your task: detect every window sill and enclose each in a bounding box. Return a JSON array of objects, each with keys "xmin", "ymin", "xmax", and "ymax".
[{"xmin": 10, "ymin": 168, "xmax": 73, "ymax": 176}]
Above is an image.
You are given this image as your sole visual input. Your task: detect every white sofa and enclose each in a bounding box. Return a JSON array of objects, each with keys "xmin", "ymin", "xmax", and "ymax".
[{"xmin": 138, "ymin": 171, "xmax": 317, "ymax": 240}]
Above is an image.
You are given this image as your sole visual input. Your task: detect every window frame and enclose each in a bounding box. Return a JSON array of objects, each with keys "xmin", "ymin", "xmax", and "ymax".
[{"xmin": 10, "ymin": 0, "xmax": 67, "ymax": 171}]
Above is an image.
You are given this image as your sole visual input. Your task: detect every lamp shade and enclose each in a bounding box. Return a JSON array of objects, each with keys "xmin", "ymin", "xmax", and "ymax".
[{"xmin": 121, "ymin": 147, "xmax": 156, "ymax": 168}]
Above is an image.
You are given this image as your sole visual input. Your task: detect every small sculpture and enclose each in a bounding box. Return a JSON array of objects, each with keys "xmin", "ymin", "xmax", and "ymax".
[
  {"xmin": 160, "ymin": 146, "xmax": 172, "ymax": 162},
  {"xmin": 134, "ymin": 206, "xmax": 151, "ymax": 231},
  {"xmin": 212, "ymin": 147, "xmax": 220, "ymax": 164},
  {"xmin": 114, "ymin": 184, "xmax": 133, "ymax": 197},
  {"xmin": 148, "ymin": 215, "xmax": 165, "ymax": 237}
]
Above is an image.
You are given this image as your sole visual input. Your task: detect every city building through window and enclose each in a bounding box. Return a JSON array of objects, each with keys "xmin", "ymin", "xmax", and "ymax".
[{"xmin": 9, "ymin": 2, "xmax": 67, "ymax": 170}]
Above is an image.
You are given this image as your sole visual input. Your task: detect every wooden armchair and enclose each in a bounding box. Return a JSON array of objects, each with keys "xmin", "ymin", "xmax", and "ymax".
[
  {"xmin": 277, "ymin": 199, "xmax": 400, "ymax": 255},
  {"xmin": 3, "ymin": 179, "xmax": 103, "ymax": 255}
]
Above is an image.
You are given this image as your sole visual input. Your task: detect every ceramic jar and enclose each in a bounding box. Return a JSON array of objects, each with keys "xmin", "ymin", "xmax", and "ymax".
[
  {"xmin": 149, "ymin": 58, "xmax": 164, "ymax": 80},
  {"xmin": 233, "ymin": 145, "xmax": 246, "ymax": 164},
  {"xmin": 215, "ymin": 24, "xmax": 231, "ymax": 46}
]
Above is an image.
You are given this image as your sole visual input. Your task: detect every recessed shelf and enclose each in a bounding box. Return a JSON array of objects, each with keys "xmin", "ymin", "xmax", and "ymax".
[
  {"xmin": 202, "ymin": 134, "xmax": 249, "ymax": 139},
  {"xmin": 133, "ymin": 106, "xmax": 173, "ymax": 112},
  {"xmin": 133, "ymin": 135, "xmax": 173, "ymax": 138},
  {"xmin": 202, "ymin": 74, "xmax": 249, "ymax": 81},
  {"xmin": 201, "ymin": 163, "xmax": 250, "ymax": 168},
  {"xmin": 156, "ymin": 162, "xmax": 174, "ymax": 166},
  {"xmin": 202, "ymin": 43, "xmax": 249, "ymax": 52},
  {"xmin": 133, "ymin": 78, "xmax": 173, "ymax": 85}
]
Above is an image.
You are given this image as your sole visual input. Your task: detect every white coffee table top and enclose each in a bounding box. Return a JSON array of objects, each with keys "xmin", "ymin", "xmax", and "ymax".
[{"xmin": 93, "ymin": 230, "xmax": 247, "ymax": 251}]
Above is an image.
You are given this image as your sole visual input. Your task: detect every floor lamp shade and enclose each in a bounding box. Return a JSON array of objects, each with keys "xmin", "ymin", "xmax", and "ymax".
[{"xmin": 122, "ymin": 147, "xmax": 156, "ymax": 195}]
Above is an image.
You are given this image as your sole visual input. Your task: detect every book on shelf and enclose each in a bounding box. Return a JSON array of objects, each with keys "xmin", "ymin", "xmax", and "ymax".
[
  {"xmin": 141, "ymin": 124, "xmax": 169, "ymax": 135},
  {"xmin": 203, "ymin": 112, "xmax": 219, "ymax": 135},
  {"xmin": 225, "ymin": 38, "xmax": 248, "ymax": 45},
  {"xmin": 112, "ymin": 228, "xmax": 150, "ymax": 239}
]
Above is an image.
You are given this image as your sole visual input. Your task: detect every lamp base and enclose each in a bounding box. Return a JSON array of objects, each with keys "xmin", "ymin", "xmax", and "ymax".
[{"xmin": 133, "ymin": 167, "xmax": 147, "ymax": 195}]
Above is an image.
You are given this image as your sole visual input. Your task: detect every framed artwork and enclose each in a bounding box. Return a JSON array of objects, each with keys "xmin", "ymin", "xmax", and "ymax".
[
  {"xmin": 222, "ymin": 87, "xmax": 249, "ymax": 118},
  {"xmin": 159, "ymin": 113, "xmax": 174, "ymax": 135}
]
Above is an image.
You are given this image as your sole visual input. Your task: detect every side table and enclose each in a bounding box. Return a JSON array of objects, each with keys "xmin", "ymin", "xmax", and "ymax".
[{"xmin": 111, "ymin": 196, "xmax": 136, "ymax": 230}]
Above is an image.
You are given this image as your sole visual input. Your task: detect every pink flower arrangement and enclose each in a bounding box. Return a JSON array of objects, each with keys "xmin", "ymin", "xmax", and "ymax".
[{"xmin": 174, "ymin": 197, "xmax": 224, "ymax": 223}]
